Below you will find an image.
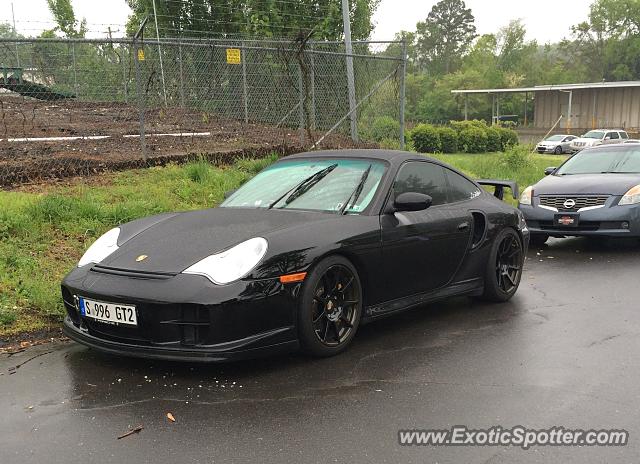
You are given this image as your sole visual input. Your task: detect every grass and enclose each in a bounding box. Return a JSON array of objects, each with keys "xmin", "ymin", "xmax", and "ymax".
[{"xmin": 0, "ymin": 149, "xmax": 564, "ymax": 337}]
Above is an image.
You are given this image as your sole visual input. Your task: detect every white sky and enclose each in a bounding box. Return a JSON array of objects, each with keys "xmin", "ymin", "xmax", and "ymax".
[{"xmin": 1, "ymin": 0, "xmax": 593, "ymax": 43}]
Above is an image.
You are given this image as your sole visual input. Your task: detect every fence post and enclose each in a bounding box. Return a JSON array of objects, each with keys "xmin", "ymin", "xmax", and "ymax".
[
  {"xmin": 122, "ymin": 46, "xmax": 128, "ymax": 103},
  {"xmin": 298, "ymin": 62, "xmax": 305, "ymax": 146},
  {"xmin": 399, "ymin": 40, "xmax": 407, "ymax": 150},
  {"xmin": 309, "ymin": 43, "xmax": 316, "ymax": 131},
  {"xmin": 242, "ymin": 45, "xmax": 248, "ymax": 123},
  {"xmin": 178, "ymin": 40, "xmax": 185, "ymax": 108},
  {"xmin": 71, "ymin": 42, "xmax": 79, "ymax": 98},
  {"xmin": 134, "ymin": 38, "xmax": 146, "ymax": 160},
  {"xmin": 341, "ymin": 0, "xmax": 358, "ymax": 142}
]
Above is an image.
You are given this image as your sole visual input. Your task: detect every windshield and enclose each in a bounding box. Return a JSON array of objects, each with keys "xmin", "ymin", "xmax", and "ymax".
[
  {"xmin": 583, "ymin": 131, "xmax": 605, "ymax": 139},
  {"xmin": 545, "ymin": 135, "xmax": 564, "ymax": 142},
  {"xmin": 221, "ymin": 158, "xmax": 387, "ymax": 213},
  {"xmin": 555, "ymin": 148, "xmax": 640, "ymax": 175}
]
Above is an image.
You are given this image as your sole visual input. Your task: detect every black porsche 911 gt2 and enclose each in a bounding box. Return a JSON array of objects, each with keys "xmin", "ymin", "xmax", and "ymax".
[{"xmin": 61, "ymin": 149, "xmax": 529, "ymax": 362}]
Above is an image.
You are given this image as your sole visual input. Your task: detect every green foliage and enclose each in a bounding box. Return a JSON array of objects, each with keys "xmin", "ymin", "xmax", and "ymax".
[
  {"xmin": 363, "ymin": 116, "xmax": 401, "ymax": 142},
  {"xmin": 501, "ymin": 144, "xmax": 532, "ymax": 171},
  {"xmin": 498, "ymin": 127, "xmax": 519, "ymax": 149},
  {"xmin": 486, "ymin": 126, "xmax": 502, "ymax": 152},
  {"xmin": 411, "ymin": 124, "xmax": 441, "ymax": 153},
  {"xmin": 415, "ymin": 0, "xmax": 477, "ymax": 74},
  {"xmin": 185, "ymin": 158, "xmax": 212, "ymax": 183},
  {"xmin": 125, "ymin": 0, "xmax": 378, "ymax": 40},
  {"xmin": 459, "ymin": 126, "xmax": 488, "ymax": 153},
  {"xmin": 45, "ymin": 0, "xmax": 87, "ymax": 37},
  {"xmin": 436, "ymin": 126, "xmax": 458, "ymax": 153}
]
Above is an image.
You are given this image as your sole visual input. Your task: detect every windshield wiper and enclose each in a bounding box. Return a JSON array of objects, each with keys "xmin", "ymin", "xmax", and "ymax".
[
  {"xmin": 340, "ymin": 164, "xmax": 372, "ymax": 215},
  {"xmin": 268, "ymin": 163, "xmax": 338, "ymax": 209}
]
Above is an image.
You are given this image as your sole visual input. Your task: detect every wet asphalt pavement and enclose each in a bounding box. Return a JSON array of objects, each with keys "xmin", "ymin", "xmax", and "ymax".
[{"xmin": 2, "ymin": 237, "xmax": 640, "ymax": 464}]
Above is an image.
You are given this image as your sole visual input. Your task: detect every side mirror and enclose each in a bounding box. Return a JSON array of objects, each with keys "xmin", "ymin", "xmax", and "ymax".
[
  {"xmin": 393, "ymin": 192, "xmax": 432, "ymax": 212},
  {"xmin": 223, "ymin": 189, "xmax": 238, "ymax": 200},
  {"xmin": 544, "ymin": 167, "xmax": 556, "ymax": 176}
]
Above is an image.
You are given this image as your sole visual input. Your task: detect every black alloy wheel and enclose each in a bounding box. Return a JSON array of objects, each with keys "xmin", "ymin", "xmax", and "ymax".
[{"xmin": 298, "ymin": 256, "xmax": 362, "ymax": 356}]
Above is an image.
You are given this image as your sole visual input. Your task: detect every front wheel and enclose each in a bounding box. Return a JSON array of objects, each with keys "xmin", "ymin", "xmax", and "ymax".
[
  {"xmin": 480, "ymin": 228, "xmax": 524, "ymax": 302},
  {"xmin": 298, "ymin": 256, "xmax": 362, "ymax": 357},
  {"xmin": 554, "ymin": 145, "xmax": 563, "ymax": 154}
]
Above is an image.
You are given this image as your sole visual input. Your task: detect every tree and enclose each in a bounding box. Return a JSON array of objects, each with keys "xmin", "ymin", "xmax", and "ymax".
[
  {"xmin": 414, "ymin": 0, "xmax": 476, "ymax": 75},
  {"xmin": 125, "ymin": 0, "xmax": 379, "ymax": 41},
  {"xmin": 44, "ymin": 0, "xmax": 87, "ymax": 38}
]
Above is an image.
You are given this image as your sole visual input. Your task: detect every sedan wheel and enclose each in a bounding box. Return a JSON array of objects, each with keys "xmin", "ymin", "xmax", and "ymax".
[
  {"xmin": 298, "ymin": 256, "xmax": 362, "ymax": 356},
  {"xmin": 554, "ymin": 146, "xmax": 563, "ymax": 154},
  {"xmin": 480, "ymin": 228, "xmax": 524, "ymax": 302}
]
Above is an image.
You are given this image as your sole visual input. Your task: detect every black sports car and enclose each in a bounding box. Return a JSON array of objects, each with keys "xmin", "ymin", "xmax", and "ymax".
[
  {"xmin": 62, "ymin": 149, "xmax": 529, "ymax": 362},
  {"xmin": 519, "ymin": 144, "xmax": 640, "ymax": 246}
]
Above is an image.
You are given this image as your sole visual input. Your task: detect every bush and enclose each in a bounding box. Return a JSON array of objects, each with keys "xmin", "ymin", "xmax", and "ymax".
[
  {"xmin": 366, "ymin": 116, "xmax": 401, "ymax": 142},
  {"xmin": 411, "ymin": 124, "xmax": 441, "ymax": 153},
  {"xmin": 497, "ymin": 127, "xmax": 519, "ymax": 150},
  {"xmin": 502, "ymin": 144, "xmax": 532, "ymax": 171},
  {"xmin": 459, "ymin": 126, "xmax": 488, "ymax": 153},
  {"xmin": 486, "ymin": 126, "xmax": 502, "ymax": 152},
  {"xmin": 437, "ymin": 126, "xmax": 458, "ymax": 153},
  {"xmin": 450, "ymin": 119, "xmax": 488, "ymax": 133}
]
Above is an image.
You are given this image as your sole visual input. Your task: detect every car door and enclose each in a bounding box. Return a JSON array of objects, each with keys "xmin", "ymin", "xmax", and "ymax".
[
  {"xmin": 380, "ymin": 161, "xmax": 472, "ymax": 301},
  {"xmin": 604, "ymin": 131, "xmax": 619, "ymax": 144},
  {"xmin": 562, "ymin": 136, "xmax": 575, "ymax": 152}
]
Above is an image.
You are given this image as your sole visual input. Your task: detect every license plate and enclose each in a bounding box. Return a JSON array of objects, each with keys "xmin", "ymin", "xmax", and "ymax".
[
  {"xmin": 79, "ymin": 297, "xmax": 138, "ymax": 326},
  {"xmin": 555, "ymin": 213, "xmax": 579, "ymax": 227}
]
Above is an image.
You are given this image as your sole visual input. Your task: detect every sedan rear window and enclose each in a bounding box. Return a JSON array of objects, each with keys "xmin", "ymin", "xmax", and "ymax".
[{"xmin": 556, "ymin": 148, "xmax": 640, "ymax": 175}]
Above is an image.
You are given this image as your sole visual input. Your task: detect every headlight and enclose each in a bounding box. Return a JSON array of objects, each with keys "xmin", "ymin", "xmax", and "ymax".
[
  {"xmin": 78, "ymin": 228, "xmax": 120, "ymax": 267},
  {"xmin": 182, "ymin": 237, "xmax": 268, "ymax": 285},
  {"xmin": 619, "ymin": 185, "xmax": 640, "ymax": 205},
  {"xmin": 519, "ymin": 186, "xmax": 533, "ymax": 206}
]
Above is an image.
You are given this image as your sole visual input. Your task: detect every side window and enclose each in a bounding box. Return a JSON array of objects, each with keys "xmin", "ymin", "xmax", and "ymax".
[
  {"xmin": 608, "ymin": 132, "xmax": 619, "ymax": 140},
  {"xmin": 445, "ymin": 169, "xmax": 482, "ymax": 203},
  {"xmin": 620, "ymin": 131, "xmax": 629, "ymax": 139},
  {"xmin": 394, "ymin": 162, "xmax": 448, "ymax": 206}
]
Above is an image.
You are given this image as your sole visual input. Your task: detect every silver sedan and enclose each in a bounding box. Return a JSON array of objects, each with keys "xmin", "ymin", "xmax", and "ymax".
[{"xmin": 536, "ymin": 135, "xmax": 577, "ymax": 154}]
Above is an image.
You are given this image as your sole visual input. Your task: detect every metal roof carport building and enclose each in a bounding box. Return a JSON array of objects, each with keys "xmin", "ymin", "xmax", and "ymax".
[{"xmin": 452, "ymin": 81, "xmax": 640, "ymax": 133}]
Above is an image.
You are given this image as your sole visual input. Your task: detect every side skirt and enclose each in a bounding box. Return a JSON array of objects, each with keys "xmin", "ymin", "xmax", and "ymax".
[{"xmin": 363, "ymin": 278, "xmax": 483, "ymax": 322}]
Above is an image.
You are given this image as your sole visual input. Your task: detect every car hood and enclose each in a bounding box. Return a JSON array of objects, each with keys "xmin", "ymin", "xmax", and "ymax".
[
  {"xmin": 534, "ymin": 173, "xmax": 640, "ymax": 196},
  {"xmin": 99, "ymin": 208, "xmax": 337, "ymax": 273}
]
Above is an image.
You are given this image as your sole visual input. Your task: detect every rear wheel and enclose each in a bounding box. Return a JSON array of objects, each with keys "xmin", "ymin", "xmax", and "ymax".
[
  {"xmin": 529, "ymin": 233, "xmax": 549, "ymax": 247},
  {"xmin": 298, "ymin": 256, "xmax": 362, "ymax": 357},
  {"xmin": 481, "ymin": 228, "xmax": 524, "ymax": 302}
]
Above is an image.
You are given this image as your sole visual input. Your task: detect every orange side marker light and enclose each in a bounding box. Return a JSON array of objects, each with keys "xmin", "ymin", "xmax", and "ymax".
[{"xmin": 279, "ymin": 272, "xmax": 307, "ymax": 284}]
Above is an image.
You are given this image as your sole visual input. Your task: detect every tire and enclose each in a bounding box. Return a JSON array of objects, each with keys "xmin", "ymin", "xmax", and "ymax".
[
  {"xmin": 480, "ymin": 228, "xmax": 524, "ymax": 302},
  {"xmin": 298, "ymin": 255, "xmax": 363, "ymax": 357},
  {"xmin": 529, "ymin": 233, "xmax": 549, "ymax": 247},
  {"xmin": 554, "ymin": 146, "xmax": 563, "ymax": 154}
]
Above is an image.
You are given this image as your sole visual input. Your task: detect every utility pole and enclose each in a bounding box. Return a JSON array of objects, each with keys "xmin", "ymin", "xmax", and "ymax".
[
  {"xmin": 341, "ymin": 0, "xmax": 358, "ymax": 142},
  {"xmin": 11, "ymin": 2, "xmax": 19, "ymax": 67},
  {"xmin": 152, "ymin": 0, "xmax": 168, "ymax": 107}
]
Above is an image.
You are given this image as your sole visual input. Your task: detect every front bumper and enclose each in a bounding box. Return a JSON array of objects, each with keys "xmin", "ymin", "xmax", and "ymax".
[
  {"xmin": 536, "ymin": 145, "xmax": 559, "ymax": 154},
  {"xmin": 61, "ymin": 266, "xmax": 301, "ymax": 362},
  {"xmin": 519, "ymin": 199, "xmax": 640, "ymax": 237}
]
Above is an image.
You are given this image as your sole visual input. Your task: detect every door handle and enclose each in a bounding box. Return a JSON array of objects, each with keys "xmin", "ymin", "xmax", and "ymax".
[{"xmin": 457, "ymin": 222, "xmax": 470, "ymax": 231}]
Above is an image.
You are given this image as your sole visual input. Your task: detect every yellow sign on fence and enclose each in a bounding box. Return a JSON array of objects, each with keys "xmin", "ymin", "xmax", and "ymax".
[
  {"xmin": 137, "ymin": 48, "xmax": 145, "ymax": 61},
  {"xmin": 226, "ymin": 48, "xmax": 241, "ymax": 65}
]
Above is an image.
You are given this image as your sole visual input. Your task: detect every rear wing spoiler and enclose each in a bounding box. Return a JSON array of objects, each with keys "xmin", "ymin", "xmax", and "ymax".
[{"xmin": 476, "ymin": 179, "xmax": 519, "ymax": 201}]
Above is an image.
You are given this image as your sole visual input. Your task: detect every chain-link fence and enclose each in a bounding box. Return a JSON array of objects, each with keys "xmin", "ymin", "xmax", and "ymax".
[{"xmin": 0, "ymin": 36, "xmax": 405, "ymax": 187}]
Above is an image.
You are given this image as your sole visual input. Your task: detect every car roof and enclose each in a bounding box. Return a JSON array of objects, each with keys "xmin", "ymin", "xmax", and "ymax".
[
  {"xmin": 589, "ymin": 129, "xmax": 627, "ymax": 132},
  {"xmin": 282, "ymin": 149, "xmax": 434, "ymax": 164}
]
